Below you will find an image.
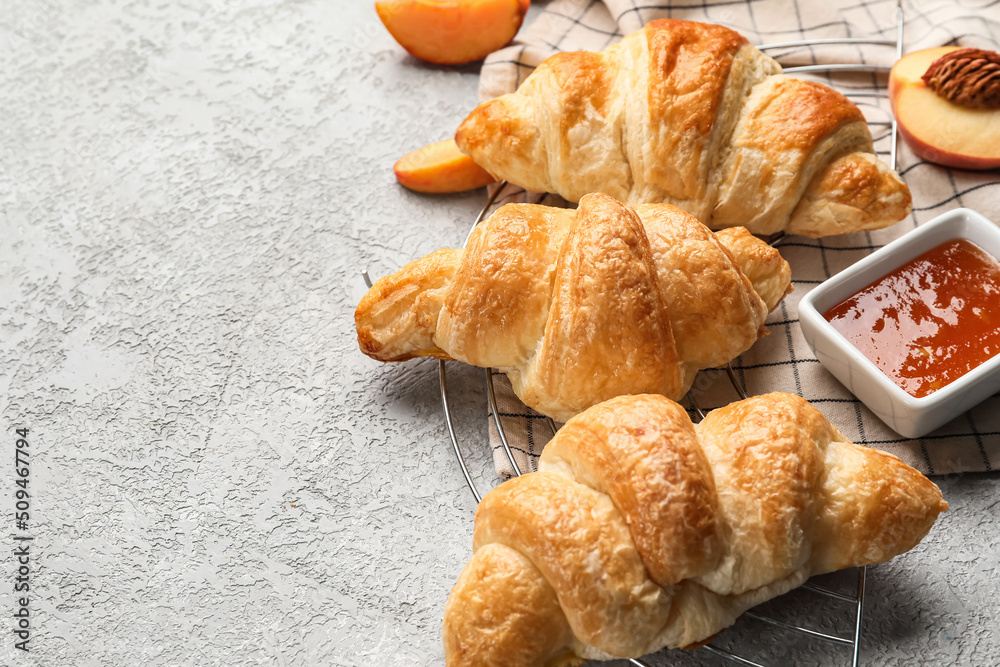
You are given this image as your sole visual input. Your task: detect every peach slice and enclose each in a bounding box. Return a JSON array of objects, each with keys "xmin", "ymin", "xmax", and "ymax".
[
  {"xmin": 889, "ymin": 47, "xmax": 1000, "ymax": 170},
  {"xmin": 394, "ymin": 138, "xmax": 496, "ymax": 193},
  {"xmin": 375, "ymin": 0, "xmax": 530, "ymax": 65}
]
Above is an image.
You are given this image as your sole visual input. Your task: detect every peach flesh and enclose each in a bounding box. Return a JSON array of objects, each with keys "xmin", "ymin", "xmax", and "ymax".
[{"xmin": 394, "ymin": 138, "xmax": 496, "ymax": 193}]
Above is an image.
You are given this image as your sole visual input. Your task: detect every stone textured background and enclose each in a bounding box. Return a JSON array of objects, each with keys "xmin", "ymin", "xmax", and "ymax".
[{"xmin": 0, "ymin": 1, "xmax": 997, "ymax": 665}]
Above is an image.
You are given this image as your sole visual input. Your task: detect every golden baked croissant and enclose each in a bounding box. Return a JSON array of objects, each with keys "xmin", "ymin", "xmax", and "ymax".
[
  {"xmin": 355, "ymin": 192, "xmax": 791, "ymax": 422},
  {"xmin": 456, "ymin": 19, "xmax": 912, "ymax": 238},
  {"xmin": 442, "ymin": 392, "xmax": 947, "ymax": 666}
]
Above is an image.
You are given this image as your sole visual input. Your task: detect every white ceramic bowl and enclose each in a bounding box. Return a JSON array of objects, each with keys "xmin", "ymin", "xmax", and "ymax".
[{"xmin": 799, "ymin": 208, "xmax": 1000, "ymax": 439}]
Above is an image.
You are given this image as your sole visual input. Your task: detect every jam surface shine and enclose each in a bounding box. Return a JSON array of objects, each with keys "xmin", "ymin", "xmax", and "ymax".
[{"xmin": 823, "ymin": 238, "xmax": 1000, "ymax": 398}]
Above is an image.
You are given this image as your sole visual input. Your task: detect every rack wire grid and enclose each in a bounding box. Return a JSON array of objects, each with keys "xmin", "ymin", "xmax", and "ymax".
[{"xmin": 363, "ymin": 4, "xmax": 906, "ymax": 665}]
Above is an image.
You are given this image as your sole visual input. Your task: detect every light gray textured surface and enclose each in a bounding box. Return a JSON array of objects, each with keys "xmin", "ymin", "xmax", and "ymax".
[{"xmin": 0, "ymin": 2, "xmax": 997, "ymax": 666}]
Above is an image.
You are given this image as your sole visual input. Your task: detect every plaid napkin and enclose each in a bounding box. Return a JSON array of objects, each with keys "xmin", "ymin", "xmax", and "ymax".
[{"xmin": 477, "ymin": 0, "xmax": 1000, "ymax": 478}]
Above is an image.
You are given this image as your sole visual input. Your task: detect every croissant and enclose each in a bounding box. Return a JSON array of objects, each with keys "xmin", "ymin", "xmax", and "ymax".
[
  {"xmin": 456, "ymin": 19, "xmax": 912, "ymax": 238},
  {"xmin": 442, "ymin": 392, "xmax": 947, "ymax": 666},
  {"xmin": 355, "ymin": 192, "xmax": 791, "ymax": 422}
]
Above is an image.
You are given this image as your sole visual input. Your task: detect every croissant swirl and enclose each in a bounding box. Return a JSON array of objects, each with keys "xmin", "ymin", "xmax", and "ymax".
[
  {"xmin": 443, "ymin": 393, "xmax": 948, "ymax": 666},
  {"xmin": 456, "ymin": 19, "xmax": 912, "ymax": 238},
  {"xmin": 355, "ymin": 192, "xmax": 791, "ymax": 422}
]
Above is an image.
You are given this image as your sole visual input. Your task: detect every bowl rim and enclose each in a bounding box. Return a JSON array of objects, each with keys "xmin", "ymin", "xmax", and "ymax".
[{"xmin": 799, "ymin": 207, "xmax": 1000, "ymax": 411}]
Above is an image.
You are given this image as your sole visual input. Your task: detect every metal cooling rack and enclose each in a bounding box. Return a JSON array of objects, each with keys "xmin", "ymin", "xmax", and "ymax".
[
  {"xmin": 433, "ymin": 185, "xmax": 869, "ymax": 667},
  {"xmin": 363, "ymin": 4, "xmax": 905, "ymax": 665}
]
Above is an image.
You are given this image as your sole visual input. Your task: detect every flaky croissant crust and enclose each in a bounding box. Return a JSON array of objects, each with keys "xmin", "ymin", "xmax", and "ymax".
[
  {"xmin": 456, "ymin": 19, "xmax": 912, "ymax": 238},
  {"xmin": 355, "ymin": 193, "xmax": 791, "ymax": 421},
  {"xmin": 442, "ymin": 393, "xmax": 948, "ymax": 666}
]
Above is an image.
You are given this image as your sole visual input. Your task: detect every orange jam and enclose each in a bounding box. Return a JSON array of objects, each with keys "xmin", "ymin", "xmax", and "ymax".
[{"xmin": 823, "ymin": 238, "xmax": 1000, "ymax": 398}]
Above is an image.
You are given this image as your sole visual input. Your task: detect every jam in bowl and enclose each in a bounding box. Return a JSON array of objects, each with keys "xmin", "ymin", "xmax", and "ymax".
[{"xmin": 800, "ymin": 208, "xmax": 1000, "ymax": 438}]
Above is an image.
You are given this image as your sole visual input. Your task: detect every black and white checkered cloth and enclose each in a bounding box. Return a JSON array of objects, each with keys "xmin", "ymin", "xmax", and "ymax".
[{"xmin": 481, "ymin": 0, "xmax": 1000, "ymax": 478}]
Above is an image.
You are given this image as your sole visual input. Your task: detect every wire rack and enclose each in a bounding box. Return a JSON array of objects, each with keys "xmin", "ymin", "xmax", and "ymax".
[
  {"xmin": 434, "ymin": 189, "xmax": 869, "ymax": 667},
  {"xmin": 364, "ymin": 5, "xmax": 905, "ymax": 665}
]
